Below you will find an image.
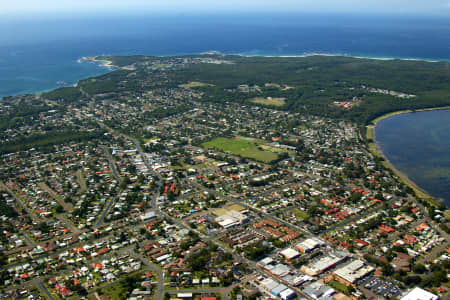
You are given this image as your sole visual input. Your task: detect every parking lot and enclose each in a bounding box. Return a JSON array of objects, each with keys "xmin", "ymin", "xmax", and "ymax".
[{"xmin": 358, "ymin": 275, "xmax": 402, "ymax": 299}]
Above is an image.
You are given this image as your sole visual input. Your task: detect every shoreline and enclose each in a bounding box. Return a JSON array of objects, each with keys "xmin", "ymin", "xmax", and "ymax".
[
  {"xmin": 147, "ymin": 50, "xmax": 450, "ymax": 63},
  {"xmin": 79, "ymin": 56, "xmax": 120, "ymax": 70},
  {"xmin": 2, "ymin": 52, "xmax": 448, "ymax": 101},
  {"xmin": 366, "ymin": 106, "xmax": 450, "ymax": 209},
  {"xmin": 231, "ymin": 51, "xmax": 449, "ymax": 63}
]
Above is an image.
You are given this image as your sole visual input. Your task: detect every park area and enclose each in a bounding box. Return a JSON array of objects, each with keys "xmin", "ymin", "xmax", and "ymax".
[
  {"xmin": 249, "ymin": 97, "xmax": 286, "ymax": 107},
  {"xmin": 202, "ymin": 136, "xmax": 279, "ymax": 163}
]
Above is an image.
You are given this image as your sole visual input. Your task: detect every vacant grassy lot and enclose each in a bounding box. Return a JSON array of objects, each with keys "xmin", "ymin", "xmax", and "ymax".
[
  {"xmin": 250, "ymin": 97, "xmax": 286, "ymax": 107},
  {"xmin": 328, "ymin": 280, "xmax": 353, "ymax": 294},
  {"xmin": 260, "ymin": 144, "xmax": 295, "ymax": 155},
  {"xmin": 366, "ymin": 125, "xmax": 374, "ymax": 140},
  {"xmin": 202, "ymin": 137, "xmax": 278, "ymax": 163},
  {"xmin": 292, "ymin": 208, "xmax": 310, "ymax": 221},
  {"xmin": 179, "ymin": 81, "xmax": 214, "ymax": 88}
]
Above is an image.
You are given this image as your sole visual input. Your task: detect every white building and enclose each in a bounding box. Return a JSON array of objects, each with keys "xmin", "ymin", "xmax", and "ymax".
[{"xmin": 400, "ymin": 287, "xmax": 439, "ymax": 300}]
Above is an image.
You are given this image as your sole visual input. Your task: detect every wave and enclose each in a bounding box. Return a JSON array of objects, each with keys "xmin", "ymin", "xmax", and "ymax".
[{"xmin": 232, "ymin": 51, "xmax": 445, "ymax": 63}]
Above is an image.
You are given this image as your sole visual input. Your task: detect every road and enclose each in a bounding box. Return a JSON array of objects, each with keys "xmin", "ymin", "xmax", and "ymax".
[
  {"xmin": 21, "ymin": 232, "xmax": 37, "ymax": 248},
  {"xmin": 71, "ymin": 113, "xmax": 313, "ymax": 300},
  {"xmin": 94, "ymin": 187, "xmax": 121, "ymax": 228},
  {"xmin": 191, "ymin": 181, "xmax": 313, "ymax": 238},
  {"xmin": 131, "ymin": 250, "xmax": 165, "ymax": 300},
  {"xmin": 37, "ymin": 280, "xmax": 55, "ymax": 300},
  {"xmin": 0, "ymin": 181, "xmax": 42, "ymax": 223},
  {"xmin": 404, "ymin": 194, "xmax": 450, "ymax": 264},
  {"xmin": 56, "ymin": 214, "xmax": 82, "ymax": 235},
  {"xmin": 120, "ymin": 132, "xmax": 315, "ymax": 300},
  {"xmin": 6, "ymin": 245, "xmax": 136, "ymax": 295},
  {"xmin": 102, "ymin": 145, "xmax": 123, "ymax": 184},
  {"xmin": 321, "ymin": 199, "xmax": 394, "ymax": 235},
  {"xmin": 166, "ymin": 287, "xmax": 230, "ymax": 300},
  {"xmin": 92, "ymin": 146, "xmax": 124, "ymax": 228},
  {"xmin": 76, "ymin": 169, "xmax": 88, "ymax": 192},
  {"xmin": 38, "ymin": 182, "xmax": 73, "ymax": 212}
]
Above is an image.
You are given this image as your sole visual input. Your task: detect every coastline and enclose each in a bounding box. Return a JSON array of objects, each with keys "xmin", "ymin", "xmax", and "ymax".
[
  {"xmin": 79, "ymin": 56, "xmax": 120, "ymax": 70},
  {"xmin": 232, "ymin": 51, "xmax": 449, "ymax": 63},
  {"xmin": 2, "ymin": 52, "xmax": 448, "ymax": 101},
  {"xmin": 366, "ymin": 106, "xmax": 450, "ymax": 209}
]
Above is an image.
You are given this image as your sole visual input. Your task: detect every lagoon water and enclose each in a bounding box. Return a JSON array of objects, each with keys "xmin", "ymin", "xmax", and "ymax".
[{"xmin": 375, "ymin": 110, "xmax": 450, "ymax": 207}]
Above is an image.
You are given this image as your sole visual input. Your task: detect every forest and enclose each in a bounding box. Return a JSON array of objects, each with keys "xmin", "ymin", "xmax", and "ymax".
[{"xmin": 171, "ymin": 55, "xmax": 450, "ymax": 124}]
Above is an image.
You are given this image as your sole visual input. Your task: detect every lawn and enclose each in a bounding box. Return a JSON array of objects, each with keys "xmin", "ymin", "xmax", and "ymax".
[
  {"xmin": 366, "ymin": 125, "xmax": 374, "ymax": 140},
  {"xmin": 292, "ymin": 208, "xmax": 310, "ymax": 221},
  {"xmin": 260, "ymin": 144, "xmax": 294, "ymax": 155},
  {"xmin": 250, "ymin": 97, "xmax": 286, "ymax": 107},
  {"xmin": 179, "ymin": 81, "xmax": 214, "ymax": 88},
  {"xmin": 143, "ymin": 137, "xmax": 159, "ymax": 144},
  {"xmin": 103, "ymin": 284, "xmax": 129, "ymax": 300},
  {"xmin": 328, "ymin": 280, "xmax": 354, "ymax": 294},
  {"xmin": 444, "ymin": 210, "xmax": 450, "ymax": 219},
  {"xmin": 202, "ymin": 137, "xmax": 279, "ymax": 163},
  {"xmin": 102, "ymin": 272, "xmax": 151, "ymax": 300}
]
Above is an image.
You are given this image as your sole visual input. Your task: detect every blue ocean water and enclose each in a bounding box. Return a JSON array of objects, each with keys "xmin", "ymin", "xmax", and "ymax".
[
  {"xmin": 0, "ymin": 13, "xmax": 450, "ymax": 98},
  {"xmin": 376, "ymin": 110, "xmax": 450, "ymax": 207}
]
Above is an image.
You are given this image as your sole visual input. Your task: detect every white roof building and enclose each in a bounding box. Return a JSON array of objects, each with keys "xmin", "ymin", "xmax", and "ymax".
[
  {"xmin": 280, "ymin": 288, "xmax": 296, "ymax": 300},
  {"xmin": 280, "ymin": 248, "xmax": 301, "ymax": 260},
  {"xmin": 215, "ymin": 210, "xmax": 247, "ymax": 229},
  {"xmin": 333, "ymin": 260, "xmax": 374, "ymax": 284},
  {"xmin": 400, "ymin": 287, "xmax": 439, "ymax": 300},
  {"xmin": 295, "ymin": 237, "xmax": 325, "ymax": 253},
  {"xmin": 140, "ymin": 211, "xmax": 156, "ymax": 221}
]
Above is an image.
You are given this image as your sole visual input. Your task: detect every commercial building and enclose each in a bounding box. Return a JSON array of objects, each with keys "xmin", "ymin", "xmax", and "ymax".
[
  {"xmin": 295, "ymin": 237, "xmax": 325, "ymax": 254},
  {"xmin": 280, "ymin": 248, "xmax": 301, "ymax": 261},
  {"xmin": 332, "ymin": 260, "xmax": 374, "ymax": 286},
  {"xmin": 301, "ymin": 251, "xmax": 348, "ymax": 276},
  {"xmin": 400, "ymin": 287, "xmax": 439, "ymax": 300}
]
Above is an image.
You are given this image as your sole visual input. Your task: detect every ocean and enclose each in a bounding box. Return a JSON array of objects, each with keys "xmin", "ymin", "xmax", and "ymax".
[
  {"xmin": 375, "ymin": 110, "xmax": 450, "ymax": 207},
  {"xmin": 1, "ymin": 13, "xmax": 450, "ymax": 98}
]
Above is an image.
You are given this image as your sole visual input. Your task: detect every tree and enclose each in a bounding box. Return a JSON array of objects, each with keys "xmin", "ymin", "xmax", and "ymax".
[
  {"xmin": 55, "ymin": 204, "xmax": 64, "ymax": 213},
  {"xmin": 404, "ymin": 275, "xmax": 422, "ymax": 286},
  {"xmin": 412, "ymin": 264, "xmax": 426, "ymax": 274},
  {"xmin": 382, "ymin": 264, "xmax": 394, "ymax": 276},
  {"xmin": 38, "ymin": 222, "xmax": 50, "ymax": 233}
]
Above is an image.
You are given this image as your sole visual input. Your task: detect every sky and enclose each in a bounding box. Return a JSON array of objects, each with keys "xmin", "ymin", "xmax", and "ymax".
[{"xmin": 1, "ymin": 0, "xmax": 450, "ymax": 17}]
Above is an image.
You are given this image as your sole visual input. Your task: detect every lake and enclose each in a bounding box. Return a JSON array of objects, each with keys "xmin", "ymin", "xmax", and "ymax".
[{"xmin": 375, "ymin": 109, "xmax": 450, "ymax": 207}]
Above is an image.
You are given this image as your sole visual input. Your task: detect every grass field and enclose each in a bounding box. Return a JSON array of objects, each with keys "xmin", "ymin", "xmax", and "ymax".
[
  {"xmin": 202, "ymin": 137, "xmax": 279, "ymax": 163},
  {"xmin": 292, "ymin": 208, "xmax": 310, "ymax": 221},
  {"xmin": 366, "ymin": 125, "xmax": 374, "ymax": 140},
  {"xmin": 228, "ymin": 204, "xmax": 245, "ymax": 211},
  {"xmin": 143, "ymin": 137, "xmax": 159, "ymax": 144},
  {"xmin": 179, "ymin": 81, "xmax": 214, "ymax": 88},
  {"xmin": 250, "ymin": 97, "xmax": 286, "ymax": 107},
  {"xmin": 328, "ymin": 280, "xmax": 353, "ymax": 294},
  {"xmin": 260, "ymin": 144, "xmax": 294, "ymax": 155},
  {"xmin": 103, "ymin": 284, "xmax": 128, "ymax": 300}
]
